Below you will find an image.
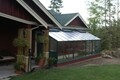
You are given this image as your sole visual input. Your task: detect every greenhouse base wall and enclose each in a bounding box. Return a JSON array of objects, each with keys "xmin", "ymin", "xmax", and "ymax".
[{"xmin": 57, "ymin": 54, "xmax": 101, "ymax": 67}]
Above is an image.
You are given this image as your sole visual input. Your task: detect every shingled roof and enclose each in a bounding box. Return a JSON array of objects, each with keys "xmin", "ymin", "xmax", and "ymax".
[
  {"xmin": 49, "ymin": 10, "xmax": 88, "ymax": 28},
  {"xmin": 16, "ymin": 0, "xmax": 62, "ymax": 29},
  {"xmin": 49, "ymin": 10, "xmax": 77, "ymax": 26}
]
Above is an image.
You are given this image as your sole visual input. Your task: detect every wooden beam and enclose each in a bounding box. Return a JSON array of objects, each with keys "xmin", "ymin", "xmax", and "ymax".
[{"xmin": 0, "ymin": 12, "xmax": 37, "ymax": 25}]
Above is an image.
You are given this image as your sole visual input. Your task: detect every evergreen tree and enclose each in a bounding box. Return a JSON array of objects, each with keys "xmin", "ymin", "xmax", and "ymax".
[
  {"xmin": 87, "ymin": 0, "xmax": 120, "ymax": 50},
  {"xmin": 49, "ymin": 0, "xmax": 63, "ymax": 13}
]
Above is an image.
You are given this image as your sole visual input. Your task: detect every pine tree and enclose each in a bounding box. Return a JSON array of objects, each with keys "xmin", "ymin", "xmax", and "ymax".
[
  {"xmin": 49, "ymin": 0, "xmax": 63, "ymax": 13},
  {"xmin": 87, "ymin": 0, "xmax": 120, "ymax": 50}
]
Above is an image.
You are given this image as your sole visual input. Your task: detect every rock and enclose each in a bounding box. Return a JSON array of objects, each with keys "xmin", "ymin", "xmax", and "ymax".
[
  {"xmin": 101, "ymin": 49, "xmax": 120, "ymax": 58},
  {"xmin": 112, "ymin": 48, "xmax": 120, "ymax": 58},
  {"xmin": 102, "ymin": 54, "xmax": 113, "ymax": 59}
]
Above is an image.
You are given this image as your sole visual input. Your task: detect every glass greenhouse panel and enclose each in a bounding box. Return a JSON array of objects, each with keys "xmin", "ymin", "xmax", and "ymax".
[{"xmin": 49, "ymin": 31, "xmax": 100, "ymax": 41}]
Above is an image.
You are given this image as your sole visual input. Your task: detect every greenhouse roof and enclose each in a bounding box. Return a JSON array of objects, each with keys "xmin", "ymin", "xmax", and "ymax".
[{"xmin": 49, "ymin": 31, "xmax": 100, "ymax": 41}]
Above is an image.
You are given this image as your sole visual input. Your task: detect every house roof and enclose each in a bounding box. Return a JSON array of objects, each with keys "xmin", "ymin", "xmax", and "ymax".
[
  {"xmin": 16, "ymin": 0, "xmax": 88, "ymax": 29},
  {"xmin": 16, "ymin": 0, "xmax": 62, "ymax": 29},
  {"xmin": 49, "ymin": 10, "xmax": 77, "ymax": 26},
  {"xmin": 49, "ymin": 10, "xmax": 88, "ymax": 28}
]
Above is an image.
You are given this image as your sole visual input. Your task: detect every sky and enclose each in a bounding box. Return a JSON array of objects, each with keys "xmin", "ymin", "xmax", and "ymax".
[{"xmin": 39, "ymin": 0, "xmax": 90, "ymax": 22}]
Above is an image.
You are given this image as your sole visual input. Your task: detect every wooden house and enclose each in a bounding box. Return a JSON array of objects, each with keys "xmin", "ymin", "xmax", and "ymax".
[
  {"xmin": 0, "ymin": 0, "xmax": 100, "ymax": 70},
  {"xmin": 0, "ymin": 0, "xmax": 62, "ymax": 71}
]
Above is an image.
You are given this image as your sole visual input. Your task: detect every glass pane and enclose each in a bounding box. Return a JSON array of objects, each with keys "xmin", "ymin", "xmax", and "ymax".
[{"xmin": 49, "ymin": 31, "xmax": 100, "ymax": 41}]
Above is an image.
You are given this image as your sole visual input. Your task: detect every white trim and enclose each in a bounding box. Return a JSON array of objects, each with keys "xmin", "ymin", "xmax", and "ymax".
[
  {"xmin": 31, "ymin": 24, "xmax": 54, "ymax": 30},
  {"xmin": 34, "ymin": 32, "xmax": 37, "ymax": 58},
  {"xmin": 63, "ymin": 26, "xmax": 87, "ymax": 30},
  {"xmin": 78, "ymin": 14, "xmax": 89, "ymax": 28},
  {"xmin": 0, "ymin": 12, "xmax": 37, "ymax": 25},
  {"xmin": 16, "ymin": 0, "xmax": 48, "ymax": 28},
  {"xmin": 64, "ymin": 14, "xmax": 78, "ymax": 26},
  {"xmin": 48, "ymin": 24, "xmax": 54, "ymax": 27},
  {"xmin": 64, "ymin": 13, "xmax": 88, "ymax": 28},
  {"xmin": 33, "ymin": 0, "xmax": 62, "ymax": 29},
  {"xmin": 31, "ymin": 25, "xmax": 40, "ymax": 30}
]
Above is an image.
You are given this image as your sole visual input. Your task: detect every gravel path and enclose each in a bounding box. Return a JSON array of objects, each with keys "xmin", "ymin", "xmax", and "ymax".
[{"xmin": 59, "ymin": 56, "xmax": 120, "ymax": 68}]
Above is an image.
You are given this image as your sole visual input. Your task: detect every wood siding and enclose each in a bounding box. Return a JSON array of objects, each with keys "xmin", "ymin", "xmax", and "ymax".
[
  {"xmin": 24, "ymin": 0, "xmax": 55, "ymax": 25},
  {"xmin": 0, "ymin": 17, "xmax": 32, "ymax": 56},
  {"xmin": 0, "ymin": 0, "xmax": 35, "ymax": 21},
  {"xmin": 68, "ymin": 17, "xmax": 86, "ymax": 27}
]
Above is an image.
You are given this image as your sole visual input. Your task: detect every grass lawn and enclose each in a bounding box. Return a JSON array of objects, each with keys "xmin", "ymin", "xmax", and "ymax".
[{"xmin": 11, "ymin": 65, "xmax": 120, "ymax": 80}]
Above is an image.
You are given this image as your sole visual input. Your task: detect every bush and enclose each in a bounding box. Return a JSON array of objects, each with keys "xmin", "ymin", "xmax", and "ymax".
[
  {"xmin": 48, "ymin": 57, "xmax": 57, "ymax": 68},
  {"xmin": 14, "ymin": 62, "xmax": 25, "ymax": 71}
]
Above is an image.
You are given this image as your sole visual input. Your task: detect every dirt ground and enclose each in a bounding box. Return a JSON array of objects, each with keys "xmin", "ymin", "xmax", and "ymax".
[{"xmin": 59, "ymin": 56, "xmax": 120, "ymax": 68}]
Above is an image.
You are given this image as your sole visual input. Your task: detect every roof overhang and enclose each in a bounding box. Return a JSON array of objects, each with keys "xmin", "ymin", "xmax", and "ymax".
[
  {"xmin": 0, "ymin": 12, "xmax": 38, "ymax": 25},
  {"xmin": 62, "ymin": 26, "xmax": 87, "ymax": 30},
  {"xmin": 49, "ymin": 31, "xmax": 100, "ymax": 42},
  {"xmin": 33, "ymin": 0, "xmax": 62, "ymax": 29},
  {"xmin": 16, "ymin": 0, "xmax": 49, "ymax": 28}
]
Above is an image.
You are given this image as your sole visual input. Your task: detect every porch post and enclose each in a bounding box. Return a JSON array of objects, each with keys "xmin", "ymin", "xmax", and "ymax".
[
  {"xmin": 16, "ymin": 29, "xmax": 25, "ymax": 64},
  {"xmin": 24, "ymin": 27, "xmax": 32, "ymax": 72},
  {"xmin": 15, "ymin": 24, "xmax": 32, "ymax": 73},
  {"xmin": 43, "ymin": 29, "xmax": 49, "ymax": 65}
]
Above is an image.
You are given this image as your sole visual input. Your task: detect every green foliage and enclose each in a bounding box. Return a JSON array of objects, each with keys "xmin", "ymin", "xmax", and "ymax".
[
  {"xmin": 13, "ymin": 38, "xmax": 28, "ymax": 48},
  {"xmin": 88, "ymin": 0, "xmax": 120, "ymax": 50},
  {"xmin": 48, "ymin": 57, "xmax": 57, "ymax": 67},
  {"xmin": 49, "ymin": 0, "xmax": 63, "ymax": 13},
  {"xmin": 35, "ymin": 53, "xmax": 45, "ymax": 63},
  {"xmin": 17, "ymin": 55, "xmax": 25, "ymax": 64},
  {"xmin": 37, "ymin": 36, "xmax": 48, "ymax": 43},
  {"xmin": 14, "ymin": 62, "xmax": 24, "ymax": 71}
]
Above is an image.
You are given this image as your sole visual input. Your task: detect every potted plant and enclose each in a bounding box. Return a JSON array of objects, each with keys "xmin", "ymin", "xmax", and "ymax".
[
  {"xmin": 48, "ymin": 57, "xmax": 57, "ymax": 68},
  {"xmin": 35, "ymin": 53, "xmax": 46, "ymax": 68},
  {"xmin": 14, "ymin": 62, "xmax": 25, "ymax": 74},
  {"xmin": 13, "ymin": 37, "xmax": 29, "ymax": 56},
  {"xmin": 13, "ymin": 38, "xmax": 28, "ymax": 48}
]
